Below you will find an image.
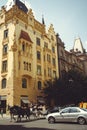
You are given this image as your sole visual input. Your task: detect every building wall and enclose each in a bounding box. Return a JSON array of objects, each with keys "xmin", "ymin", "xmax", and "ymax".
[
  {"xmin": 0, "ymin": 5, "xmax": 59, "ymax": 110},
  {"xmin": 56, "ymin": 34, "xmax": 86, "ymax": 78}
]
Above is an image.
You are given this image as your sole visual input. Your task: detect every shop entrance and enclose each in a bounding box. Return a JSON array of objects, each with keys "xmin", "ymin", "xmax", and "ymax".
[
  {"xmin": 0, "ymin": 95, "xmax": 7, "ymax": 113},
  {"xmin": 0, "ymin": 100, "xmax": 6, "ymax": 113}
]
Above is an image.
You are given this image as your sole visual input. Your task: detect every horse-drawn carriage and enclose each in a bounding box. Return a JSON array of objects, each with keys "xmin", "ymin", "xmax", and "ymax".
[{"xmin": 9, "ymin": 105, "xmax": 45, "ymax": 122}]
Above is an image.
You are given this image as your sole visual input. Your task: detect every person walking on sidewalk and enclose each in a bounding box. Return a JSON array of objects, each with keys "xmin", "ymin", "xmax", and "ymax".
[{"xmin": 0, "ymin": 108, "xmax": 3, "ymax": 118}]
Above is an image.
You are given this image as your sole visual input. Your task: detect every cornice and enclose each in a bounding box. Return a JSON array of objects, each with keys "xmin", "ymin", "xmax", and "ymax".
[{"xmin": 5, "ymin": 5, "xmax": 28, "ymax": 24}]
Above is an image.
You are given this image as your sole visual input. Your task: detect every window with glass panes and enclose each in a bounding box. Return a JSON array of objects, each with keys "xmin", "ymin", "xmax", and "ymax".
[
  {"xmin": 4, "ymin": 29, "xmax": 8, "ymax": 39},
  {"xmin": 52, "ymin": 58, "xmax": 56, "ymax": 66},
  {"xmin": 37, "ymin": 51, "xmax": 41, "ymax": 60},
  {"xmin": 2, "ymin": 60, "xmax": 7, "ymax": 72},
  {"xmin": 3, "ymin": 44, "xmax": 8, "ymax": 55},
  {"xmin": 22, "ymin": 78, "xmax": 27, "ymax": 88},
  {"xmin": 36, "ymin": 37, "xmax": 40, "ymax": 46},
  {"xmin": 52, "ymin": 46, "xmax": 55, "ymax": 53},
  {"xmin": 38, "ymin": 81, "xmax": 42, "ymax": 90},
  {"xmin": 2, "ymin": 78, "xmax": 6, "ymax": 89},
  {"xmin": 37, "ymin": 65, "xmax": 41, "ymax": 75}
]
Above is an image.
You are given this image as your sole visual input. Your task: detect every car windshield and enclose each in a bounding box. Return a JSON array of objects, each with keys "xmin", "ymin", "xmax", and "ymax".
[{"xmin": 60, "ymin": 108, "xmax": 70, "ymax": 113}]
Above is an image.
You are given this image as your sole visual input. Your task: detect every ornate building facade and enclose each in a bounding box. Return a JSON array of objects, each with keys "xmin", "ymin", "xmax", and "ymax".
[
  {"xmin": 0, "ymin": 0, "xmax": 59, "ymax": 112},
  {"xmin": 56, "ymin": 34, "xmax": 87, "ymax": 78}
]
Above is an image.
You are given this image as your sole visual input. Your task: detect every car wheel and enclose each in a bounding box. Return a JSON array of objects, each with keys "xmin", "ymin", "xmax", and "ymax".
[
  {"xmin": 78, "ymin": 117, "xmax": 86, "ymax": 125},
  {"xmin": 48, "ymin": 116, "xmax": 55, "ymax": 123}
]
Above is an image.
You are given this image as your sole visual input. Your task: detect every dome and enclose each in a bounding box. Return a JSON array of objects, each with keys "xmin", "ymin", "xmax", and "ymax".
[{"xmin": 5, "ymin": 0, "xmax": 31, "ymax": 13}]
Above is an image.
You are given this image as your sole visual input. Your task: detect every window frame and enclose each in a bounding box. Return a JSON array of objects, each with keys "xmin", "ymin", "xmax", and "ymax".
[
  {"xmin": 2, "ymin": 78, "xmax": 6, "ymax": 89},
  {"xmin": 3, "ymin": 44, "xmax": 8, "ymax": 55},
  {"xmin": 2, "ymin": 60, "xmax": 7, "ymax": 72},
  {"xmin": 37, "ymin": 81, "xmax": 42, "ymax": 90},
  {"xmin": 22, "ymin": 78, "xmax": 27, "ymax": 88},
  {"xmin": 36, "ymin": 37, "xmax": 40, "ymax": 46},
  {"xmin": 37, "ymin": 51, "xmax": 41, "ymax": 60},
  {"xmin": 4, "ymin": 29, "xmax": 8, "ymax": 39}
]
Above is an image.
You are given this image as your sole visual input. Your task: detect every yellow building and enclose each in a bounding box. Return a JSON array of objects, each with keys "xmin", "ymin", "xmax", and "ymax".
[{"xmin": 0, "ymin": 0, "xmax": 59, "ymax": 112}]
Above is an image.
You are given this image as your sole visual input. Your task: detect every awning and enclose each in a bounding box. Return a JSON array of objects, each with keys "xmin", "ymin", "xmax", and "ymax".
[
  {"xmin": 22, "ymin": 99, "xmax": 30, "ymax": 104},
  {"xmin": 0, "ymin": 96, "xmax": 7, "ymax": 100},
  {"xmin": 38, "ymin": 100, "xmax": 45, "ymax": 104}
]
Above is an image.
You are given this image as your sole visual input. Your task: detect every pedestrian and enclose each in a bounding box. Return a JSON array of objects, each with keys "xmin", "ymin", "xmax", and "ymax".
[{"xmin": 1, "ymin": 108, "xmax": 3, "ymax": 118}]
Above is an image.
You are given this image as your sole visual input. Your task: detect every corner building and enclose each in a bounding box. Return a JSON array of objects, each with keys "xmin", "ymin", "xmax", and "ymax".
[
  {"xmin": 0, "ymin": 0, "xmax": 59, "ymax": 112},
  {"xmin": 56, "ymin": 34, "xmax": 87, "ymax": 78}
]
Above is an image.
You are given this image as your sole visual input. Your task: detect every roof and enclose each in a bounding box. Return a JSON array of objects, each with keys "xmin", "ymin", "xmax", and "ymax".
[
  {"xmin": 19, "ymin": 30, "xmax": 33, "ymax": 43},
  {"xmin": 73, "ymin": 37, "xmax": 84, "ymax": 53},
  {"xmin": 5, "ymin": 0, "xmax": 29, "ymax": 13},
  {"xmin": 16, "ymin": 0, "xmax": 28, "ymax": 13}
]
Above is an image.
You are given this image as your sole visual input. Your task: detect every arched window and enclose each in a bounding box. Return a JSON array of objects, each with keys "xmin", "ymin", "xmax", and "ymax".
[
  {"xmin": 2, "ymin": 78, "xmax": 6, "ymax": 89},
  {"xmin": 22, "ymin": 78, "xmax": 27, "ymax": 88},
  {"xmin": 22, "ymin": 44, "xmax": 25, "ymax": 52},
  {"xmin": 38, "ymin": 81, "xmax": 42, "ymax": 90}
]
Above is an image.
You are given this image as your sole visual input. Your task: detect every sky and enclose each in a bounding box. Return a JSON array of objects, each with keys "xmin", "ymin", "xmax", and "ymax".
[{"xmin": 0, "ymin": 0, "xmax": 87, "ymax": 51}]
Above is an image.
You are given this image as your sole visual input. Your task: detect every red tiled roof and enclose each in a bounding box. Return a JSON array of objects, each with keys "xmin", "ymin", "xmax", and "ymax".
[{"xmin": 19, "ymin": 30, "xmax": 33, "ymax": 43}]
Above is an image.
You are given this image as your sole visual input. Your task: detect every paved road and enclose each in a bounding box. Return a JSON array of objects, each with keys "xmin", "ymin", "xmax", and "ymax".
[{"xmin": 0, "ymin": 115, "xmax": 87, "ymax": 130}]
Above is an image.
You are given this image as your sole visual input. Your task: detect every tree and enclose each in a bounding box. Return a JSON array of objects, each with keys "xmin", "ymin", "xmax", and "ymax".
[{"xmin": 43, "ymin": 69, "xmax": 87, "ymax": 107}]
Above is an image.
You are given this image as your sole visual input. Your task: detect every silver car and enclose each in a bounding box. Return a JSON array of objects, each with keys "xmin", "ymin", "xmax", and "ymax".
[{"xmin": 46, "ymin": 107, "xmax": 87, "ymax": 125}]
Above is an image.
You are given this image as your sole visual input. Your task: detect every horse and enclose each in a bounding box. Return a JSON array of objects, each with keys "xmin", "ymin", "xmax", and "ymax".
[{"xmin": 9, "ymin": 105, "xmax": 30, "ymax": 122}]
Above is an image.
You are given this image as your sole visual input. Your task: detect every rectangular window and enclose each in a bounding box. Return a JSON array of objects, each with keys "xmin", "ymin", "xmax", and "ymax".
[
  {"xmin": 52, "ymin": 58, "xmax": 56, "ymax": 66},
  {"xmin": 37, "ymin": 65, "xmax": 41, "ymax": 75},
  {"xmin": 44, "ymin": 42, "xmax": 48, "ymax": 48},
  {"xmin": 38, "ymin": 81, "xmax": 42, "ymax": 90},
  {"xmin": 2, "ymin": 60, "xmax": 7, "ymax": 72},
  {"xmin": 48, "ymin": 67, "xmax": 51, "ymax": 77},
  {"xmin": 29, "ymin": 63, "xmax": 31, "ymax": 71},
  {"xmin": 53, "ymin": 71, "xmax": 56, "ymax": 78},
  {"xmin": 37, "ymin": 51, "xmax": 41, "ymax": 60},
  {"xmin": 47, "ymin": 54, "xmax": 51, "ymax": 62},
  {"xmin": 3, "ymin": 44, "xmax": 8, "ymax": 55},
  {"xmin": 19, "ymin": 62, "xmax": 20, "ymax": 70},
  {"xmin": 44, "ymin": 55, "xmax": 45, "ymax": 61},
  {"xmin": 22, "ymin": 78, "xmax": 27, "ymax": 88},
  {"xmin": 44, "ymin": 69, "xmax": 46, "ymax": 76},
  {"xmin": 4, "ymin": 29, "xmax": 8, "ymax": 39},
  {"xmin": 22, "ymin": 44, "xmax": 25, "ymax": 52},
  {"xmin": 2, "ymin": 78, "xmax": 6, "ymax": 89},
  {"xmin": 36, "ymin": 37, "xmax": 40, "ymax": 46},
  {"xmin": 52, "ymin": 46, "xmax": 55, "ymax": 53}
]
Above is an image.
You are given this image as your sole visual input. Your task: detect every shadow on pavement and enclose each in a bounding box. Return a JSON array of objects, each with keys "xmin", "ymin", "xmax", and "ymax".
[{"xmin": 0, "ymin": 125, "xmax": 55, "ymax": 130}]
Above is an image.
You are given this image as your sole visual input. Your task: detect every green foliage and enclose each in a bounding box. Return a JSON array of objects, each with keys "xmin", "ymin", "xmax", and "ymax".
[{"xmin": 43, "ymin": 69, "xmax": 87, "ymax": 107}]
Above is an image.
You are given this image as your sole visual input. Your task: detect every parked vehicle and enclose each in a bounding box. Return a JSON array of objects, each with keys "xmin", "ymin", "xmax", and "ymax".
[
  {"xmin": 46, "ymin": 107, "xmax": 87, "ymax": 125},
  {"xmin": 46, "ymin": 106, "xmax": 59, "ymax": 114}
]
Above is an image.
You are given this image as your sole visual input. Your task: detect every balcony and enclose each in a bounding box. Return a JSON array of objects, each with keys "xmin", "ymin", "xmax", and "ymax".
[
  {"xmin": 1, "ymin": 70, "xmax": 8, "ymax": 77},
  {"xmin": 43, "ymin": 47, "xmax": 51, "ymax": 53},
  {"xmin": 19, "ymin": 69, "xmax": 33, "ymax": 78},
  {"xmin": 2, "ymin": 37, "xmax": 9, "ymax": 44}
]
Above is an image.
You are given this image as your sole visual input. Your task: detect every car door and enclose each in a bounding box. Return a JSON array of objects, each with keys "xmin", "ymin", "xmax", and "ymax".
[
  {"xmin": 56, "ymin": 108, "xmax": 70, "ymax": 122},
  {"xmin": 68, "ymin": 108, "xmax": 80, "ymax": 122}
]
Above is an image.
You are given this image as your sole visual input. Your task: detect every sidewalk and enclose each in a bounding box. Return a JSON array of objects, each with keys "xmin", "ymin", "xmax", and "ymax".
[{"xmin": 0, "ymin": 114, "xmax": 10, "ymax": 119}]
